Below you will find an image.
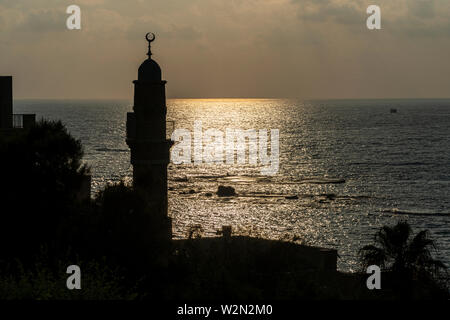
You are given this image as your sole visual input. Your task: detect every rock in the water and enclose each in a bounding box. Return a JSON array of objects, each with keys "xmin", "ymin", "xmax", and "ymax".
[
  {"xmin": 204, "ymin": 192, "xmax": 213, "ymax": 197},
  {"xmin": 217, "ymin": 185, "xmax": 236, "ymax": 197},
  {"xmin": 285, "ymin": 195, "xmax": 298, "ymax": 200},
  {"xmin": 326, "ymin": 193, "xmax": 336, "ymax": 200}
]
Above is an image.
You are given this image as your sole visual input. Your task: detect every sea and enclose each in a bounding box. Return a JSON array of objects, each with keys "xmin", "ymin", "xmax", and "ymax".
[{"xmin": 14, "ymin": 98, "xmax": 450, "ymax": 272}]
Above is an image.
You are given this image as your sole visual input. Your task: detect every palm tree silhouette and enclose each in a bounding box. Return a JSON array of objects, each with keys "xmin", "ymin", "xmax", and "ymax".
[{"xmin": 360, "ymin": 221, "xmax": 448, "ymax": 296}]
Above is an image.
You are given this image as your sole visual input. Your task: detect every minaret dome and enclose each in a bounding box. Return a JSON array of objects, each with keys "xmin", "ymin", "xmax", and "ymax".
[{"xmin": 138, "ymin": 32, "xmax": 162, "ymax": 82}]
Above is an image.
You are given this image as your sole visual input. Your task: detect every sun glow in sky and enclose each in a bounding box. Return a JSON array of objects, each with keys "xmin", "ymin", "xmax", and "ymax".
[{"xmin": 1, "ymin": 0, "xmax": 450, "ymax": 99}]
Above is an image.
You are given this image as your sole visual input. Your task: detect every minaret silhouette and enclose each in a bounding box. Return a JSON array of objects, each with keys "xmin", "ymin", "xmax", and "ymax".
[{"xmin": 126, "ymin": 33, "xmax": 172, "ymax": 240}]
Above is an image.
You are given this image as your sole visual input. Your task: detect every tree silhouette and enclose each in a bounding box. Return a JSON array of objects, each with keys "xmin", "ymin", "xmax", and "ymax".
[
  {"xmin": 360, "ymin": 221, "xmax": 448, "ymax": 298},
  {"xmin": 0, "ymin": 120, "xmax": 89, "ymax": 260}
]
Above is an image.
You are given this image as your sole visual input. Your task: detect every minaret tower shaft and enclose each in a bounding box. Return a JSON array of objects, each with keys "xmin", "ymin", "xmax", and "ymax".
[{"xmin": 126, "ymin": 33, "xmax": 172, "ymax": 237}]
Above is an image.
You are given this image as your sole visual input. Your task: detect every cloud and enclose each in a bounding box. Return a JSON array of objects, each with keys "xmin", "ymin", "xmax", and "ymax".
[
  {"xmin": 1, "ymin": 0, "xmax": 450, "ymax": 99},
  {"xmin": 16, "ymin": 8, "xmax": 63, "ymax": 32},
  {"xmin": 293, "ymin": 0, "xmax": 364, "ymax": 25},
  {"xmin": 408, "ymin": 0, "xmax": 436, "ymax": 19}
]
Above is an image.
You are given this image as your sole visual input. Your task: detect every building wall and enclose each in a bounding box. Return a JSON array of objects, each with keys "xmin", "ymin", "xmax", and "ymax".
[{"xmin": 0, "ymin": 76, "xmax": 13, "ymax": 129}]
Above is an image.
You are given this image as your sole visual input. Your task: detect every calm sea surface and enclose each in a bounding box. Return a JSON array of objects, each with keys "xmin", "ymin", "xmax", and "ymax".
[{"xmin": 15, "ymin": 98, "xmax": 450, "ymax": 271}]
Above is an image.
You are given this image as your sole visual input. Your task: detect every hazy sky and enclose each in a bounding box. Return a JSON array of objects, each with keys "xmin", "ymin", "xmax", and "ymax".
[{"xmin": 1, "ymin": 0, "xmax": 450, "ymax": 99}]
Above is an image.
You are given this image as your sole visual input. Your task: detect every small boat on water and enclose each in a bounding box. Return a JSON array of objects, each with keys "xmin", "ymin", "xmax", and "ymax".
[{"xmin": 390, "ymin": 108, "xmax": 397, "ymax": 113}]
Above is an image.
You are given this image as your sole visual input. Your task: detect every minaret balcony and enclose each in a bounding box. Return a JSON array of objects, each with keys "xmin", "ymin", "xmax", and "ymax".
[{"xmin": 126, "ymin": 111, "xmax": 175, "ymax": 143}]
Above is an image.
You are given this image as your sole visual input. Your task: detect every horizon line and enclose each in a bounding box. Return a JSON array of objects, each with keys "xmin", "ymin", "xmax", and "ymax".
[{"xmin": 14, "ymin": 97, "xmax": 450, "ymax": 101}]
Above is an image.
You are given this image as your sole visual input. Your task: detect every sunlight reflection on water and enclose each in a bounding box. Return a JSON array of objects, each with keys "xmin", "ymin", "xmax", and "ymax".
[{"xmin": 15, "ymin": 98, "xmax": 450, "ymax": 272}]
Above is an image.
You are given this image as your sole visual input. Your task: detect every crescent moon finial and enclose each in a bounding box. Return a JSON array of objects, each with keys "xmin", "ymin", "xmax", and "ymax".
[
  {"xmin": 145, "ymin": 32, "xmax": 156, "ymax": 58},
  {"xmin": 146, "ymin": 32, "xmax": 155, "ymax": 43}
]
